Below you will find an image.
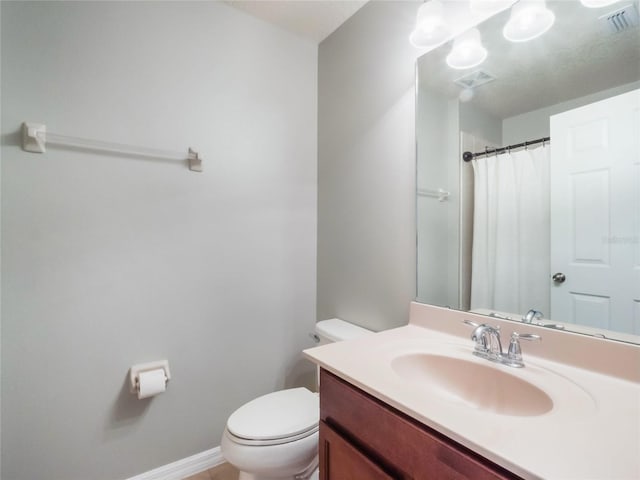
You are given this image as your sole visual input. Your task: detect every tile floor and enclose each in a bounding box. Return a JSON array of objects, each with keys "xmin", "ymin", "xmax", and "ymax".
[{"xmin": 183, "ymin": 462, "xmax": 239, "ymax": 480}]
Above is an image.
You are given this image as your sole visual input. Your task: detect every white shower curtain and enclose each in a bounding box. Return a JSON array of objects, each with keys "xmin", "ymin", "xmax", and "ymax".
[{"xmin": 470, "ymin": 145, "xmax": 550, "ymax": 316}]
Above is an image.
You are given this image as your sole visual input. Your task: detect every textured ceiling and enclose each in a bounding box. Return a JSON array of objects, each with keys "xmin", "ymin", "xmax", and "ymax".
[
  {"xmin": 224, "ymin": 0, "xmax": 369, "ymax": 43},
  {"xmin": 418, "ymin": 0, "xmax": 640, "ymax": 119}
]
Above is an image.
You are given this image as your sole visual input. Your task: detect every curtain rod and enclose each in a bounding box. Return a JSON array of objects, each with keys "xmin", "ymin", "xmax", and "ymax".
[{"xmin": 462, "ymin": 136, "xmax": 550, "ymax": 162}]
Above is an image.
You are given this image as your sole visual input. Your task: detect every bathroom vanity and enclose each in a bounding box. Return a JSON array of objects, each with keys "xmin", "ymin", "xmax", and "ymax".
[
  {"xmin": 319, "ymin": 369, "xmax": 517, "ymax": 479},
  {"xmin": 304, "ymin": 302, "xmax": 640, "ymax": 480}
]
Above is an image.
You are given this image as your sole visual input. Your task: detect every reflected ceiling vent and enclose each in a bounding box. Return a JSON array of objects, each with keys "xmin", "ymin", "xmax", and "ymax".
[
  {"xmin": 453, "ymin": 70, "xmax": 496, "ymax": 90},
  {"xmin": 599, "ymin": 4, "xmax": 639, "ymax": 35}
]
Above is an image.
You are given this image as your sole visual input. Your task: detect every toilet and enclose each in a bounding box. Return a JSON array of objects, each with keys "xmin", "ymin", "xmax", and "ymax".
[{"xmin": 220, "ymin": 319, "xmax": 373, "ymax": 480}]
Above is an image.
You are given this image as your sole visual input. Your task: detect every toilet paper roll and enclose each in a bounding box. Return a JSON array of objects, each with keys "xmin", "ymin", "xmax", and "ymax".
[{"xmin": 137, "ymin": 369, "xmax": 167, "ymax": 399}]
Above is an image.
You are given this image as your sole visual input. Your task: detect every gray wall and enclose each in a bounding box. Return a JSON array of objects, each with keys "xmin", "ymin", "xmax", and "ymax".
[
  {"xmin": 317, "ymin": 1, "xmax": 419, "ymax": 332},
  {"xmin": 502, "ymin": 81, "xmax": 640, "ymax": 145},
  {"xmin": 416, "ymin": 88, "xmax": 459, "ymax": 307},
  {"xmin": 415, "ymin": 90, "xmax": 503, "ymax": 310},
  {"xmin": 1, "ymin": 2, "xmax": 317, "ymax": 479},
  {"xmin": 459, "ymin": 102, "xmax": 502, "ymax": 147}
]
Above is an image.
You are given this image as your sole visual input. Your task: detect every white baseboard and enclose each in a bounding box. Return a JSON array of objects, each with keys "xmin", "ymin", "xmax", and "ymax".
[{"xmin": 126, "ymin": 447, "xmax": 226, "ymax": 480}]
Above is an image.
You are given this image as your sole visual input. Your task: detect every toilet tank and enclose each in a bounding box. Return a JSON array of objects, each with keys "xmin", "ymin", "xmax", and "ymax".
[{"xmin": 314, "ymin": 318, "xmax": 373, "ymax": 345}]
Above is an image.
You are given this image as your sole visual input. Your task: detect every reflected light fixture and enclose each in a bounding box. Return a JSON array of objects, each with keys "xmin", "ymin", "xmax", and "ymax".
[
  {"xmin": 446, "ymin": 28, "xmax": 488, "ymax": 69},
  {"xmin": 503, "ymin": 0, "xmax": 556, "ymax": 42},
  {"xmin": 579, "ymin": 0, "xmax": 619, "ymax": 7},
  {"xmin": 410, "ymin": 0, "xmax": 451, "ymax": 48}
]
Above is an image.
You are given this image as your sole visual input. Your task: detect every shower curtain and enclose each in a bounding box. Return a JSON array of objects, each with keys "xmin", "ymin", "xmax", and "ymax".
[{"xmin": 470, "ymin": 145, "xmax": 550, "ymax": 316}]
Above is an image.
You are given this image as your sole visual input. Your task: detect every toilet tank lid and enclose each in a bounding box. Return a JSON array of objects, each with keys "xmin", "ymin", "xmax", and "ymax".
[{"xmin": 315, "ymin": 318, "xmax": 373, "ymax": 342}]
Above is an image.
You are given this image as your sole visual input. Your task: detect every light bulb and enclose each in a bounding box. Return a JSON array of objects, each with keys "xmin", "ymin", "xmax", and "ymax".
[
  {"xmin": 446, "ymin": 28, "xmax": 488, "ymax": 70},
  {"xmin": 410, "ymin": 0, "xmax": 452, "ymax": 48},
  {"xmin": 503, "ymin": 0, "xmax": 555, "ymax": 42},
  {"xmin": 459, "ymin": 88, "xmax": 475, "ymax": 102}
]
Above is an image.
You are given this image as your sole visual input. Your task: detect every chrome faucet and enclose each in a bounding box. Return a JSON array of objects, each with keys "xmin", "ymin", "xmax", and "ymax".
[
  {"xmin": 464, "ymin": 320, "xmax": 502, "ymax": 362},
  {"xmin": 463, "ymin": 320, "xmax": 541, "ymax": 368},
  {"xmin": 522, "ymin": 309, "xmax": 565, "ymax": 330},
  {"xmin": 478, "ymin": 325, "xmax": 503, "ymax": 361},
  {"xmin": 523, "ymin": 309, "xmax": 543, "ymax": 324}
]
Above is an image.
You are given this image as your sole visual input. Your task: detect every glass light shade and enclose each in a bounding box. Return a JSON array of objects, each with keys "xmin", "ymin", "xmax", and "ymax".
[
  {"xmin": 410, "ymin": 0, "xmax": 451, "ymax": 48},
  {"xmin": 446, "ymin": 28, "xmax": 488, "ymax": 69},
  {"xmin": 579, "ymin": 0, "xmax": 619, "ymax": 7},
  {"xmin": 503, "ymin": 0, "xmax": 556, "ymax": 42}
]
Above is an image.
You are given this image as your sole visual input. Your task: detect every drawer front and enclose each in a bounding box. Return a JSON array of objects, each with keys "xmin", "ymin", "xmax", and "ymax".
[{"xmin": 320, "ymin": 369, "xmax": 521, "ymax": 480}]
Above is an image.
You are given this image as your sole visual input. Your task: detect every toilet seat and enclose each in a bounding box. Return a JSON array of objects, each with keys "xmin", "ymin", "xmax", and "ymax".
[
  {"xmin": 225, "ymin": 425, "xmax": 318, "ymax": 447},
  {"xmin": 226, "ymin": 388, "xmax": 319, "ymax": 446}
]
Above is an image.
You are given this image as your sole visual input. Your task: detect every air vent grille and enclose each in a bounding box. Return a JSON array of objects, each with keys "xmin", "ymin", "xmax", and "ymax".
[
  {"xmin": 599, "ymin": 4, "xmax": 639, "ymax": 34},
  {"xmin": 453, "ymin": 70, "xmax": 496, "ymax": 90}
]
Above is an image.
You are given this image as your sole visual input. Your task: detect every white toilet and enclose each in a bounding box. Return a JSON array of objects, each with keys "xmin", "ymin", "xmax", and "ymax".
[{"xmin": 220, "ymin": 319, "xmax": 372, "ymax": 480}]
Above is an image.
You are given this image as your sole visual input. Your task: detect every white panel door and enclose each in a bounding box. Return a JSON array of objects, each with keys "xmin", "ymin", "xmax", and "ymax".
[{"xmin": 550, "ymin": 89, "xmax": 640, "ymax": 334}]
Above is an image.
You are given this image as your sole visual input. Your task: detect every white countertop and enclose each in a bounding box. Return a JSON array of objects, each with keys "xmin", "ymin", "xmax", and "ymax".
[{"xmin": 304, "ymin": 303, "xmax": 640, "ymax": 480}]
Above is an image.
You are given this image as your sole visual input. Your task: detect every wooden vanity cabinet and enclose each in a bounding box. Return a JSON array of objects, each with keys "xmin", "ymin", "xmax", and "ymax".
[{"xmin": 319, "ymin": 369, "xmax": 522, "ymax": 480}]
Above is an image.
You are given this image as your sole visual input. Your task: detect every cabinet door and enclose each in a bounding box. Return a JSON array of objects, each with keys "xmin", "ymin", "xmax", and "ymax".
[{"xmin": 319, "ymin": 421, "xmax": 394, "ymax": 480}]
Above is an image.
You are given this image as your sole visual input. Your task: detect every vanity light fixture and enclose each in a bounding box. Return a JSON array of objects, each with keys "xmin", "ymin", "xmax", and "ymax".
[
  {"xmin": 503, "ymin": 0, "xmax": 556, "ymax": 42},
  {"xmin": 410, "ymin": 0, "xmax": 452, "ymax": 48},
  {"xmin": 446, "ymin": 28, "xmax": 488, "ymax": 69},
  {"xmin": 580, "ymin": 0, "xmax": 620, "ymax": 7}
]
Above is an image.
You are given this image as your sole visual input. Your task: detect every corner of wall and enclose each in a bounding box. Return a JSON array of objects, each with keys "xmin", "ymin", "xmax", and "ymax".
[{"xmin": 317, "ymin": 1, "xmax": 419, "ymax": 331}]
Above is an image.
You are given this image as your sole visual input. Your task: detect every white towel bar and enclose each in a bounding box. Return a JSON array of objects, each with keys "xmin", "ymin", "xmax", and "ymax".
[
  {"xmin": 21, "ymin": 122, "xmax": 202, "ymax": 172},
  {"xmin": 417, "ymin": 188, "xmax": 450, "ymax": 202}
]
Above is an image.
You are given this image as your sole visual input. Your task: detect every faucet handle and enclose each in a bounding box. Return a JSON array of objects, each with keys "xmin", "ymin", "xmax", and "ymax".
[
  {"xmin": 513, "ymin": 332, "xmax": 541, "ymax": 341},
  {"xmin": 462, "ymin": 320, "xmax": 487, "ymax": 352},
  {"xmin": 462, "ymin": 320, "xmax": 496, "ymax": 356},
  {"xmin": 462, "ymin": 319, "xmax": 480, "ymax": 328},
  {"xmin": 462, "ymin": 319, "xmax": 500, "ymax": 331},
  {"xmin": 505, "ymin": 332, "xmax": 541, "ymax": 368}
]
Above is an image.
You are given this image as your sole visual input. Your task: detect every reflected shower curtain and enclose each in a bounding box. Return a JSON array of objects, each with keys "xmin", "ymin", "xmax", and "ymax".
[{"xmin": 470, "ymin": 146, "xmax": 550, "ymax": 315}]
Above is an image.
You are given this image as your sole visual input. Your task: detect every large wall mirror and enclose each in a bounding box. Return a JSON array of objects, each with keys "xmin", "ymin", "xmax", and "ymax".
[{"xmin": 416, "ymin": 0, "xmax": 640, "ymax": 343}]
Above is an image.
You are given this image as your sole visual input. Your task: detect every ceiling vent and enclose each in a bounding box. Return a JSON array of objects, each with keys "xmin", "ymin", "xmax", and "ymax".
[
  {"xmin": 453, "ymin": 70, "xmax": 496, "ymax": 90},
  {"xmin": 599, "ymin": 4, "xmax": 639, "ymax": 35}
]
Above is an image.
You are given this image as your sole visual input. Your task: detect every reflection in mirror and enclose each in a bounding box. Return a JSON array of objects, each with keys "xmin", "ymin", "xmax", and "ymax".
[{"xmin": 416, "ymin": 0, "xmax": 640, "ymax": 343}]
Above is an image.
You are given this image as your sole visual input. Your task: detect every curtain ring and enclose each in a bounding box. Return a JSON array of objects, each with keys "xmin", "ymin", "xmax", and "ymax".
[
  {"xmin": 543, "ymin": 138, "xmax": 546, "ymax": 147},
  {"xmin": 524, "ymin": 141, "xmax": 528, "ymax": 150},
  {"xmin": 485, "ymin": 146, "xmax": 489, "ymax": 157}
]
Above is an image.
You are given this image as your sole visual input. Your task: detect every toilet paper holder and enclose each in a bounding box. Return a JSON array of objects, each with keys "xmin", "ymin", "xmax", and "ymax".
[{"xmin": 129, "ymin": 360, "xmax": 171, "ymax": 396}]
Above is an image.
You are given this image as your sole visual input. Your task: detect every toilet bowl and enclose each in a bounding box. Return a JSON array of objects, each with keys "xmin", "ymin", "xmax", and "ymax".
[
  {"xmin": 221, "ymin": 388, "xmax": 319, "ymax": 480},
  {"xmin": 220, "ymin": 319, "xmax": 372, "ymax": 480}
]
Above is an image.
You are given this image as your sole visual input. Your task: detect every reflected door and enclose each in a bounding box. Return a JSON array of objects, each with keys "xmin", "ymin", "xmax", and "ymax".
[{"xmin": 550, "ymin": 89, "xmax": 640, "ymax": 334}]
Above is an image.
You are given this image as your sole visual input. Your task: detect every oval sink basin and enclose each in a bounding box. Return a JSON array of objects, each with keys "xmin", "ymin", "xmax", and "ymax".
[{"xmin": 391, "ymin": 353, "xmax": 554, "ymax": 416}]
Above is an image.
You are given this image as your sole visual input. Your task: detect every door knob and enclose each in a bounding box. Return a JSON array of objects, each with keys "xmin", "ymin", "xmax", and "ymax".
[{"xmin": 552, "ymin": 272, "xmax": 566, "ymax": 284}]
